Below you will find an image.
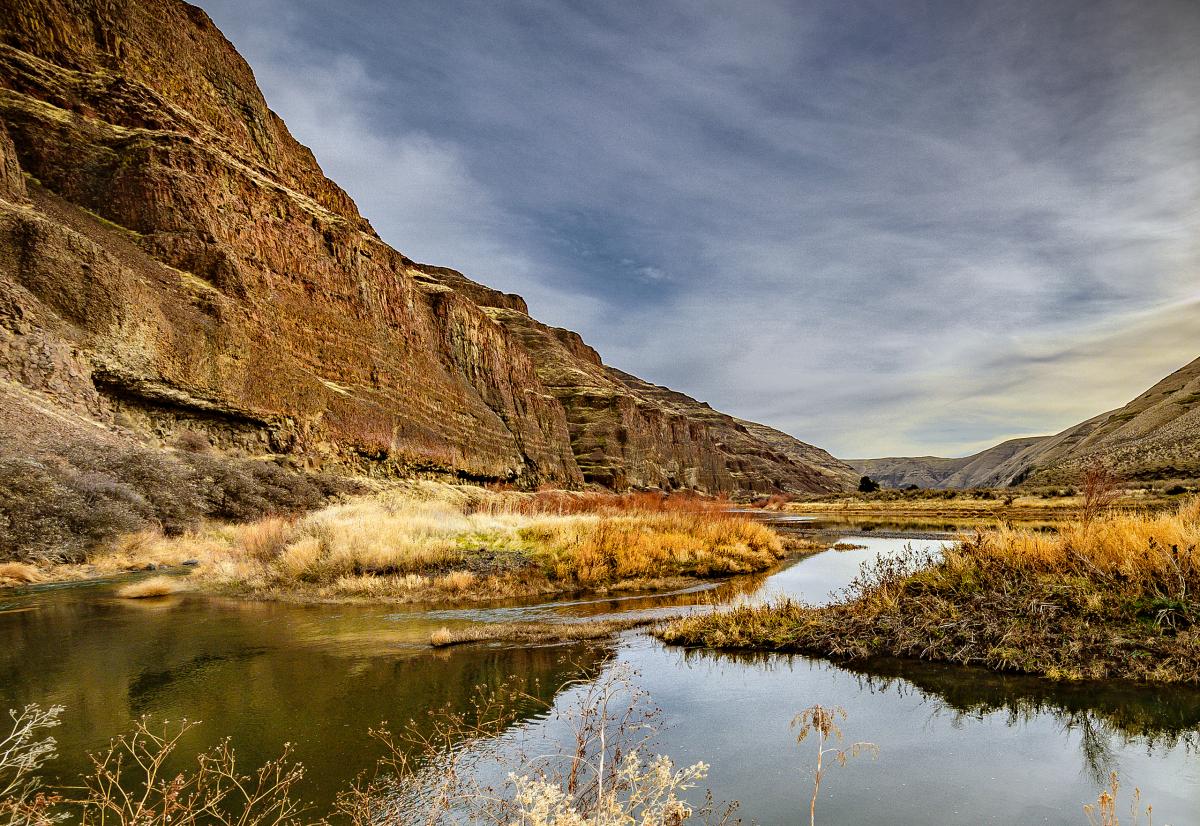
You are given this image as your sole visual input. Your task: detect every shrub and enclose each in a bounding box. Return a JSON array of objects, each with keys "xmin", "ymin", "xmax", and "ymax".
[
  {"xmin": 0, "ymin": 440, "xmax": 351, "ymax": 563},
  {"xmin": 857, "ymin": 476, "xmax": 880, "ymax": 493},
  {"xmin": 0, "ymin": 458, "xmax": 143, "ymax": 562},
  {"xmin": 172, "ymin": 430, "xmax": 211, "ymax": 453}
]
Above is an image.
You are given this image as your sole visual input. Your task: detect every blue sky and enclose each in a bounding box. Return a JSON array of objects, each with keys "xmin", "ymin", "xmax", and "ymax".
[{"xmin": 200, "ymin": 0, "xmax": 1199, "ymax": 458}]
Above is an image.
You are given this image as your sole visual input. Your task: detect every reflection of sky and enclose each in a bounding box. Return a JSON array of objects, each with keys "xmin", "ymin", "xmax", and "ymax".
[
  {"xmin": 200, "ymin": 0, "xmax": 1200, "ymax": 457},
  {"xmin": 608, "ymin": 636, "xmax": 1200, "ymax": 824},
  {"xmin": 472, "ymin": 535, "xmax": 1200, "ymax": 822}
]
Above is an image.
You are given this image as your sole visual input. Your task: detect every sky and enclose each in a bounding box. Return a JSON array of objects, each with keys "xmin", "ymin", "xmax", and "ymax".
[{"xmin": 199, "ymin": 0, "xmax": 1199, "ymax": 459}]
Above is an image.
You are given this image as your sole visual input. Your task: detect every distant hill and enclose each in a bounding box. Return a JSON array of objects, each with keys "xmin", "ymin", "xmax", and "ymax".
[{"xmin": 850, "ymin": 356, "xmax": 1200, "ymax": 488}]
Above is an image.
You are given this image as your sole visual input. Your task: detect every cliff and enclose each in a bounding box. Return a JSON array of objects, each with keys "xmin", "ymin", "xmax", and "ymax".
[{"xmin": 0, "ymin": 0, "xmax": 848, "ymax": 498}]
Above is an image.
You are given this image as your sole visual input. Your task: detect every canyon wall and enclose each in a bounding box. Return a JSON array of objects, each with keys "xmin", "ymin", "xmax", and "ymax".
[{"xmin": 0, "ymin": 0, "xmax": 852, "ymax": 495}]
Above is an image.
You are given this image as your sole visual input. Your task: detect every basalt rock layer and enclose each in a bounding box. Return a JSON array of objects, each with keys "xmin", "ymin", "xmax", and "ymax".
[{"xmin": 0, "ymin": 0, "xmax": 851, "ymax": 495}]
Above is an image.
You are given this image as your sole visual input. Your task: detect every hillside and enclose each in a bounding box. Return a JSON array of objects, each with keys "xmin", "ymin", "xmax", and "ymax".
[
  {"xmin": 0, "ymin": 0, "xmax": 848, "ymax": 500},
  {"xmin": 851, "ymin": 356, "xmax": 1200, "ymax": 488}
]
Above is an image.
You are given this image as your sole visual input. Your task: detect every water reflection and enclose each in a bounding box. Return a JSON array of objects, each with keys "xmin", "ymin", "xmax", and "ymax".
[
  {"xmin": 0, "ymin": 586, "xmax": 611, "ymax": 809},
  {"xmin": 1, "ymin": 529, "xmax": 1198, "ymax": 824},
  {"xmin": 678, "ymin": 648, "xmax": 1199, "ymax": 786}
]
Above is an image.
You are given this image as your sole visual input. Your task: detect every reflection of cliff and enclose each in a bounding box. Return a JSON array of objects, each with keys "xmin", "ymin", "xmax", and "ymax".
[{"xmin": 0, "ymin": 590, "xmax": 610, "ymax": 807}]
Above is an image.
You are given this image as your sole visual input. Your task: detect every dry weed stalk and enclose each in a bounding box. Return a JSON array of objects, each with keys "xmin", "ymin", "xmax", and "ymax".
[
  {"xmin": 1084, "ymin": 772, "xmax": 1153, "ymax": 826},
  {"xmin": 791, "ymin": 705, "xmax": 877, "ymax": 826},
  {"xmin": 1081, "ymin": 460, "xmax": 1121, "ymax": 529}
]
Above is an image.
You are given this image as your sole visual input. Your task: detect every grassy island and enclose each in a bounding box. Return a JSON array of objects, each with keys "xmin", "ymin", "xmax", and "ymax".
[{"xmin": 659, "ymin": 497, "xmax": 1200, "ymax": 683}]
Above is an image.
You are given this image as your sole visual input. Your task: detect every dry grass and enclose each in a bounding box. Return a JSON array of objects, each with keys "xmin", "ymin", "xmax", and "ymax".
[
  {"xmin": 115, "ymin": 575, "xmax": 188, "ymax": 599},
  {"xmin": 427, "ymin": 616, "xmax": 676, "ymax": 648},
  {"xmin": 70, "ymin": 482, "xmax": 787, "ymax": 604},
  {"xmin": 0, "ymin": 562, "xmax": 41, "ymax": 585},
  {"xmin": 788, "ymin": 487, "xmax": 1171, "ymax": 520},
  {"xmin": 661, "ymin": 497, "xmax": 1200, "ymax": 683},
  {"xmin": 957, "ymin": 496, "xmax": 1200, "ymax": 595}
]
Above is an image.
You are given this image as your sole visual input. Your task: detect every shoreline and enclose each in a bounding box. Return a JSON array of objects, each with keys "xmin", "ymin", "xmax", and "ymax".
[{"xmin": 658, "ymin": 500, "xmax": 1200, "ymax": 684}]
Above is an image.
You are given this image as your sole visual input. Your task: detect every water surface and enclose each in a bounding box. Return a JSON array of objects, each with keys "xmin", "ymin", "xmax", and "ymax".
[{"xmin": 1, "ymin": 527, "xmax": 1196, "ymax": 823}]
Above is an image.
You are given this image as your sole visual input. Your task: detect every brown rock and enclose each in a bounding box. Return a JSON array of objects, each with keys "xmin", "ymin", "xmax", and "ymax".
[{"xmin": 0, "ymin": 0, "xmax": 851, "ymax": 495}]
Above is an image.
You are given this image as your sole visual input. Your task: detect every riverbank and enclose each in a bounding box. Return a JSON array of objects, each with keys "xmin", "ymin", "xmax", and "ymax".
[
  {"xmin": 659, "ymin": 497, "xmax": 1200, "ymax": 683},
  {"xmin": 2, "ymin": 483, "xmax": 815, "ymax": 604},
  {"xmin": 784, "ymin": 487, "xmax": 1179, "ymax": 521}
]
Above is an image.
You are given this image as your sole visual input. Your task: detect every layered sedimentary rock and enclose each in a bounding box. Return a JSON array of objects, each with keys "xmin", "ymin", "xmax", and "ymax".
[
  {"xmin": 851, "ymin": 356, "xmax": 1200, "ymax": 488},
  {"xmin": 0, "ymin": 0, "xmax": 850, "ymax": 495},
  {"xmin": 477, "ymin": 307, "xmax": 855, "ymax": 493}
]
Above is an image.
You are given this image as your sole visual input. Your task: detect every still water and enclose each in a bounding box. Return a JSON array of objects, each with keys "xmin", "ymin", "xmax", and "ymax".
[{"xmin": 1, "ymin": 531, "xmax": 1197, "ymax": 823}]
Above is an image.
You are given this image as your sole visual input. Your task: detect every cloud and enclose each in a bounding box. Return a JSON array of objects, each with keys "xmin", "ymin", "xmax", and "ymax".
[{"xmin": 200, "ymin": 0, "xmax": 1200, "ymax": 458}]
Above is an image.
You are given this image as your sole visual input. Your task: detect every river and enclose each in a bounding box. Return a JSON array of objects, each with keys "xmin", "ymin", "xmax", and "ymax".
[{"xmin": 1, "ymin": 523, "xmax": 1196, "ymax": 823}]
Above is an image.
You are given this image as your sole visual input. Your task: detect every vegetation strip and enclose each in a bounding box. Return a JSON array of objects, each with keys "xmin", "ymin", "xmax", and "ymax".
[
  {"xmin": 427, "ymin": 616, "xmax": 679, "ymax": 648},
  {"xmin": 5, "ymin": 484, "xmax": 801, "ymax": 605}
]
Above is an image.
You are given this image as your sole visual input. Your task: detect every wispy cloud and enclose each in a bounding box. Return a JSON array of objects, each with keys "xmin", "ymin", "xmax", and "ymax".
[{"xmin": 200, "ymin": 0, "xmax": 1200, "ymax": 457}]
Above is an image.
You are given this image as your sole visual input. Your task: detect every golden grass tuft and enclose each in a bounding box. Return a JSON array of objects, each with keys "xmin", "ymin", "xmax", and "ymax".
[
  {"xmin": 430, "ymin": 626, "xmax": 454, "ymax": 646},
  {"xmin": 954, "ymin": 496, "xmax": 1200, "ymax": 595},
  {"xmin": 240, "ymin": 517, "xmax": 292, "ymax": 563},
  {"xmin": 116, "ymin": 575, "xmax": 187, "ymax": 599},
  {"xmin": 0, "ymin": 562, "xmax": 42, "ymax": 585}
]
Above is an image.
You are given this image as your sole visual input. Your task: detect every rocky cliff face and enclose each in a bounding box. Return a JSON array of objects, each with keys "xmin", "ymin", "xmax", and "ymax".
[
  {"xmin": 476, "ymin": 306, "xmax": 855, "ymax": 492},
  {"xmin": 851, "ymin": 356, "xmax": 1200, "ymax": 489},
  {"xmin": 0, "ymin": 0, "xmax": 849, "ymax": 496}
]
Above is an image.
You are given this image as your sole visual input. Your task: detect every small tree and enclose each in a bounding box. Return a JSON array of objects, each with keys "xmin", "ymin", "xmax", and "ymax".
[
  {"xmin": 792, "ymin": 705, "xmax": 877, "ymax": 826},
  {"xmin": 857, "ymin": 476, "xmax": 879, "ymax": 494}
]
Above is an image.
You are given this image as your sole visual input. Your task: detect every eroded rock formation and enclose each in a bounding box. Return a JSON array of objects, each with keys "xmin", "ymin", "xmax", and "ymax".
[{"xmin": 0, "ymin": 0, "xmax": 852, "ymax": 495}]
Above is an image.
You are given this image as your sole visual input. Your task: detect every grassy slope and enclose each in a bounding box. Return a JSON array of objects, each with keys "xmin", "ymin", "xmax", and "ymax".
[
  {"xmin": 848, "ymin": 356, "xmax": 1200, "ymax": 490},
  {"xmin": 660, "ymin": 498, "xmax": 1200, "ymax": 683}
]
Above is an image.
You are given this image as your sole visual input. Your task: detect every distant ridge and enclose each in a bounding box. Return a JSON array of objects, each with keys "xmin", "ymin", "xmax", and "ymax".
[{"xmin": 850, "ymin": 356, "xmax": 1200, "ymax": 488}]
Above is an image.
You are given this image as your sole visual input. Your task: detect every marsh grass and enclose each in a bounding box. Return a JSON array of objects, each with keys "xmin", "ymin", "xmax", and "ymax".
[
  {"xmin": 661, "ymin": 497, "xmax": 1200, "ymax": 683},
  {"xmin": 0, "ymin": 563, "xmax": 41, "ymax": 586},
  {"xmin": 74, "ymin": 483, "xmax": 787, "ymax": 604},
  {"xmin": 115, "ymin": 576, "xmax": 188, "ymax": 599},
  {"xmin": 427, "ymin": 617, "xmax": 673, "ymax": 648}
]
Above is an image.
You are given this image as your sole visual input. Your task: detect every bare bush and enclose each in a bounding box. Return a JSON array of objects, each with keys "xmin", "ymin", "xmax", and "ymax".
[
  {"xmin": 0, "ymin": 704, "xmax": 65, "ymax": 826},
  {"xmin": 1081, "ymin": 459, "xmax": 1121, "ymax": 529},
  {"xmin": 334, "ymin": 663, "xmax": 737, "ymax": 825},
  {"xmin": 76, "ymin": 719, "xmax": 307, "ymax": 826},
  {"xmin": 0, "ymin": 440, "xmax": 351, "ymax": 563}
]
